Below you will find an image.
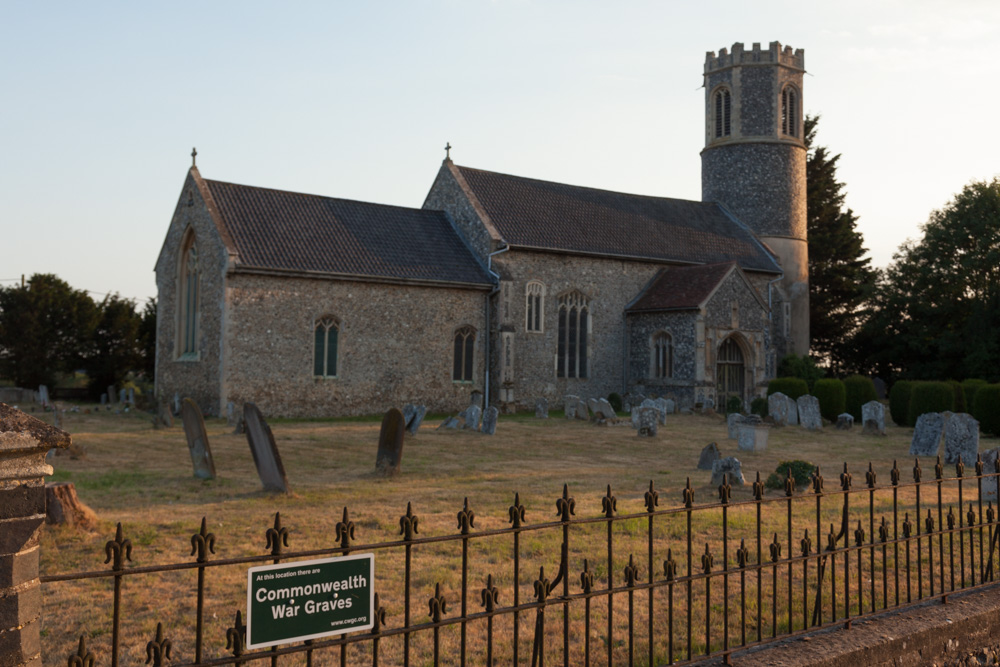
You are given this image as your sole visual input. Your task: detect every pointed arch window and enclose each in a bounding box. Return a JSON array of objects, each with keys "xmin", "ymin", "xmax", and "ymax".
[
  {"xmin": 453, "ymin": 326, "xmax": 475, "ymax": 382},
  {"xmin": 314, "ymin": 316, "xmax": 339, "ymax": 378},
  {"xmin": 781, "ymin": 86, "xmax": 799, "ymax": 137},
  {"xmin": 177, "ymin": 230, "xmax": 200, "ymax": 358},
  {"xmin": 714, "ymin": 88, "xmax": 732, "ymax": 138},
  {"xmin": 654, "ymin": 332, "xmax": 673, "ymax": 379},
  {"xmin": 525, "ymin": 281, "xmax": 545, "ymax": 333},
  {"xmin": 556, "ymin": 292, "xmax": 589, "ymax": 379}
]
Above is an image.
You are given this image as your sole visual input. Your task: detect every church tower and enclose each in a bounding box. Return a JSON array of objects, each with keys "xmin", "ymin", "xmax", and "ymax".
[{"xmin": 701, "ymin": 41, "xmax": 809, "ymax": 357}]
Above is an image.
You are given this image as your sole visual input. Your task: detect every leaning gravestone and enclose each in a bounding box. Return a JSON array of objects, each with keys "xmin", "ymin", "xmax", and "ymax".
[
  {"xmin": 711, "ymin": 457, "xmax": 746, "ymax": 486},
  {"xmin": 406, "ymin": 405, "xmax": 427, "ymax": 435},
  {"xmin": 375, "ymin": 407, "xmax": 406, "ymax": 477},
  {"xmin": 981, "ymin": 448, "xmax": 1000, "ymax": 502},
  {"xmin": 836, "ymin": 414, "xmax": 854, "ymax": 430},
  {"xmin": 180, "ymin": 398, "xmax": 216, "ymax": 480},
  {"xmin": 727, "ymin": 413, "xmax": 744, "ymax": 439},
  {"xmin": 797, "ymin": 395, "xmax": 822, "ymax": 430},
  {"xmin": 38, "ymin": 385, "xmax": 50, "ymax": 406},
  {"xmin": 574, "ymin": 400, "xmax": 590, "ymax": 421},
  {"xmin": 481, "ymin": 406, "xmax": 499, "ymax": 435},
  {"xmin": 862, "ymin": 401, "xmax": 886, "ymax": 436},
  {"xmin": 535, "ymin": 398, "xmax": 548, "ymax": 419},
  {"xmin": 437, "ymin": 416, "xmax": 460, "ymax": 430},
  {"xmin": 637, "ymin": 407, "xmax": 658, "ymax": 437},
  {"xmin": 564, "ymin": 395, "xmax": 580, "ymax": 419},
  {"xmin": 909, "ymin": 412, "xmax": 945, "ymax": 457},
  {"xmin": 768, "ymin": 392, "xmax": 797, "ymax": 426},
  {"xmin": 463, "ymin": 404, "xmax": 482, "ymax": 430},
  {"xmin": 587, "ymin": 398, "xmax": 601, "ymax": 420},
  {"xmin": 595, "ymin": 398, "xmax": 616, "ymax": 421},
  {"xmin": 243, "ymin": 403, "xmax": 290, "ymax": 493},
  {"xmin": 158, "ymin": 402, "xmax": 173, "ymax": 428},
  {"xmin": 944, "ymin": 413, "xmax": 980, "ymax": 467},
  {"xmin": 402, "ymin": 404, "xmax": 417, "ymax": 428},
  {"xmin": 698, "ymin": 442, "xmax": 720, "ymax": 470}
]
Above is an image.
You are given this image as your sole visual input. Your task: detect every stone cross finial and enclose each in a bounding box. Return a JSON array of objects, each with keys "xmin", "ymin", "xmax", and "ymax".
[
  {"xmin": 191, "ymin": 147, "xmax": 197, "ymax": 167},
  {"xmin": 445, "ymin": 142, "xmax": 452, "ymax": 160}
]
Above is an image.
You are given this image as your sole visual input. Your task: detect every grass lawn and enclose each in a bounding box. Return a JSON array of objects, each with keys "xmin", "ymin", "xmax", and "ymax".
[{"xmin": 33, "ymin": 405, "xmax": 997, "ymax": 666}]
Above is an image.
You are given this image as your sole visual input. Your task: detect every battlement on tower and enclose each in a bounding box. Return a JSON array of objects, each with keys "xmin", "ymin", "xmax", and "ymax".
[{"xmin": 704, "ymin": 41, "xmax": 804, "ymax": 73}]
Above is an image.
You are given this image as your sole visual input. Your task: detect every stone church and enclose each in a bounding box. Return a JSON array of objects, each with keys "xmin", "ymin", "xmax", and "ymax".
[{"xmin": 155, "ymin": 41, "xmax": 808, "ymax": 418}]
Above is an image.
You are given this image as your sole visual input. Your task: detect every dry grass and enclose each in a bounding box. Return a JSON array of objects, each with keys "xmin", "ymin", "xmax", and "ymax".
[{"xmin": 36, "ymin": 406, "xmax": 998, "ymax": 666}]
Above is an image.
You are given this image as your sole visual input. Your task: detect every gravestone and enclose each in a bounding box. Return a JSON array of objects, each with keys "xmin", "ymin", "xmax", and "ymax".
[
  {"xmin": 862, "ymin": 401, "xmax": 886, "ymax": 436},
  {"xmin": 909, "ymin": 413, "xmax": 945, "ymax": 457},
  {"xmin": 173, "ymin": 392, "xmax": 181, "ymax": 415},
  {"xmin": 637, "ymin": 407, "xmax": 658, "ymax": 437},
  {"xmin": 768, "ymin": 392, "xmax": 797, "ymax": 426},
  {"xmin": 737, "ymin": 419, "xmax": 768, "ymax": 453},
  {"xmin": 727, "ymin": 413, "xmax": 744, "ymax": 439},
  {"xmin": 595, "ymin": 398, "xmax": 616, "ymax": 420},
  {"xmin": 119, "ymin": 388, "xmax": 127, "ymax": 405},
  {"xmin": 470, "ymin": 391, "xmax": 483, "ymax": 407},
  {"xmin": 243, "ymin": 403, "xmax": 290, "ymax": 493},
  {"xmin": 180, "ymin": 398, "xmax": 216, "ymax": 480},
  {"xmin": 402, "ymin": 404, "xmax": 417, "ymax": 428},
  {"xmin": 698, "ymin": 442, "xmax": 720, "ymax": 470},
  {"xmin": 535, "ymin": 398, "xmax": 548, "ymax": 419},
  {"xmin": 702, "ymin": 397, "xmax": 715, "ymax": 413},
  {"xmin": 943, "ymin": 413, "xmax": 980, "ymax": 467},
  {"xmin": 38, "ymin": 385, "xmax": 50, "ymax": 406},
  {"xmin": 564, "ymin": 395, "xmax": 580, "ymax": 419},
  {"xmin": 630, "ymin": 407, "xmax": 640, "ymax": 429},
  {"xmin": 100, "ymin": 393, "xmax": 107, "ymax": 405},
  {"xmin": 836, "ymin": 413, "xmax": 854, "ymax": 430},
  {"xmin": 982, "ymin": 448, "xmax": 1000, "ymax": 502},
  {"xmin": 127, "ymin": 387, "xmax": 135, "ymax": 406},
  {"xmin": 108, "ymin": 385, "xmax": 117, "ymax": 405},
  {"xmin": 375, "ymin": 407, "xmax": 406, "ymax": 477},
  {"xmin": 797, "ymin": 395, "xmax": 822, "ymax": 430},
  {"xmin": 463, "ymin": 404, "xmax": 482, "ymax": 430},
  {"xmin": 481, "ymin": 406, "xmax": 499, "ymax": 435},
  {"xmin": 574, "ymin": 400, "xmax": 590, "ymax": 421},
  {"xmin": 406, "ymin": 405, "xmax": 427, "ymax": 435},
  {"xmin": 711, "ymin": 457, "xmax": 746, "ymax": 486},
  {"xmin": 872, "ymin": 377, "xmax": 887, "ymax": 400},
  {"xmin": 653, "ymin": 398, "xmax": 668, "ymax": 424},
  {"xmin": 664, "ymin": 399, "xmax": 676, "ymax": 415},
  {"xmin": 233, "ymin": 408, "xmax": 245, "ymax": 435},
  {"xmin": 158, "ymin": 402, "xmax": 173, "ymax": 428},
  {"xmin": 437, "ymin": 416, "xmax": 460, "ymax": 429},
  {"xmin": 226, "ymin": 402, "xmax": 236, "ymax": 426},
  {"xmin": 587, "ymin": 398, "xmax": 601, "ymax": 420}
]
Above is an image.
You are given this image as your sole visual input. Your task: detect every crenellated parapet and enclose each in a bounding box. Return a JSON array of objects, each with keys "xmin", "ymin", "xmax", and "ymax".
[{"xmin": 705, "ymin": 41, "xmax": 804, "ymax": 74}]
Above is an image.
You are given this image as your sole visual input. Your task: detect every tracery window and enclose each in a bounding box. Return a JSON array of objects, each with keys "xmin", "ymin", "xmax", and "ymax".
[
  {"xmin": 781, "ymin": 86, "xmax": 799, "ymax": 137},
  {"xmin": 525, "ymin": 281, "xmax": 545, "ymax": 333},
  {"xmin": 654, "ymin": 332, "xmax": 673, "ymax": 379},
  {"xmin": 714, "ymin": 88, "xmax": 732, "ymax": 138},
  {"xmin": 556, "ymin": 292, "xmax": 589, "ymax": 379},
  {"xmin": 314, "ymin": 316, "xmax": 339, "ymax": 378},
  {"xmin": 177, "ymin": 230, "xmax": 200, "ymax": 358},
  {"xmin": 453, "ymin": 326, "xmax": 475, "ymax": 382}
]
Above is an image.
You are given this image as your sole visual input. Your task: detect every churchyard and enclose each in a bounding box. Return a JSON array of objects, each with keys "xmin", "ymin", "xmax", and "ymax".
[{"xmin": 30, "ymin": 404, "xmax": 997, "ymax": 665}]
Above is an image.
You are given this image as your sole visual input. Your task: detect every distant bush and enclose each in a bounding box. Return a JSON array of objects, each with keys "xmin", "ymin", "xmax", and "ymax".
[
  {"xmin": 844, "ymin": 375, "xmax": 878, "ymax": 421},
  {"xmin": 812, "ymin": 379, "xmax": 846, "ymax": 422},
  {"xmin": 907, "ymin": 382, "xmax": 954, "ymax": 425},
  {"xmin": 777, "ymin": 354, "xmax": 825, "ymax": 391},
  {"xmin": 765, "ymin": 460, "xmax": 817, "ymax": 490},
  {"xmin": 607, "ymin": 392, "xmax": 622, "ymax": 413},
  {"xmin": 889, "ymin": 381, "xmax": 914, "ymax": 427},
  {"xmin": 767, "ymin": 377, "xmax": 810, "ymax": 401},
  {"xmin": 947, "ymin": 381, "xmax": 967, "ymax": 413},
  {"xmin": 750, "ymin": 397, "xmax": 768, "ymax": 418},
  {"xmin": 962, "ymin": 379, "xmax": 988, "ymax": 412},
  {"xmin": 725, "ymin": 395, "xmax": 743, "ymax": 415},
  {"xmin": 973, "ymin": 385, "xmax": 1000, "ymax": 436}
]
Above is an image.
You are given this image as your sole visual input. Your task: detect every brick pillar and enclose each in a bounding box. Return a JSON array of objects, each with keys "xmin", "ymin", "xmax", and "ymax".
[{"xmin": 0, "ymin": 403, "xmax": 70, "ymax": 667}]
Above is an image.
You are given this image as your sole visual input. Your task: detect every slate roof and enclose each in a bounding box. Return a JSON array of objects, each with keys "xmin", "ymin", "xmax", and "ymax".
[
  {"xmin": 454, "ymin": 165, "xmax": 780, "ymax": 273},
  {"xmin": 627, "ymin": 262, "xmax": 739, "ymax": 312},
  {"xmin": 203, "ymin": 179, "xmax": 492, "ymax": 287}
]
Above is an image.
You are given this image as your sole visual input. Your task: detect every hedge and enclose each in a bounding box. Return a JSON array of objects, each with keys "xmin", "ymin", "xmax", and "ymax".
[
  {"xmin": 889, "ymin": 381, "xmax": 914, "ymax": 427},
  {"xmin": 607, "ymin": 392, "xmax": 622, "ymax": 413},
  {"xmin": 813, "ymin": 379, "xmax": 847, "ymax": 422},
  {"xmin": 907, "ymin": 382, "xmax": 954, "ymax": 425},
  {"xmin": 767, "ymin": 377, "xmax": 810, "ymax": 401},
  {"xmin": 765, "ymin": 460, "xmax": 817, "ymax": 490},
  {"xmin": 947, "ymin": 380, "xmax": 967, "ymax": 413},
  {"xmin": 972, "ymin": 385, "xmax": 1000, "ymax": 436},
  {"xmin": 750, "ymin": 397, "xmax": 768, "ymax": 418},
  {"xmin": 844, "ymin": 375, "xmax": 878, "ymax": 421},
  {"xmin": 963, "ymin": 379, "xmax": 988, "ymax": 412},
  {"xmin": 725, "ymin": 395, "xmax": 743, "ymax": 415}
]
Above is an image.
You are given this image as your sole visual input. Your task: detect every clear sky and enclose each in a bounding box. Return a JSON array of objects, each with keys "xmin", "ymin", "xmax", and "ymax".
[{"xmin": 2, "ymin": 1, "xmax": 998, "ymax": 303}]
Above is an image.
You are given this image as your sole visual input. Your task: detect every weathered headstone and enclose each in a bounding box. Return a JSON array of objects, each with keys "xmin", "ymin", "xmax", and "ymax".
[
  {"xmin": 226, "ymin": 402, "xmax": 236, "ymax": 426},
  {"xmin": 437, "ymin": 416, "xmax": 460, "ymax": 429},
  {"xmin": 535, "ymin": 398, "xmax": 548, "ymax": 419},
  {"xmin": 127, "ymin": 387, "xmax": 135, "ymax": 406},
  {"xmin": 701, "ymin": 397, "xmax": 715, "ymax": 413},
  {"xmin": 587, "ymin": 398, "xmax": 601, "ymax": 420},
  {"xmin": 797, "ymin": 395, "xmax": 822, "ymax": 430},
  {"xmin": 630, "ymin": 407, "xmax": 640, "ymax": 429},
  {"xmin": 463, "ymin": 404, "xmax": 482, "ymax": 430},
  {"xmin": 595, "ymin": 398, "xmax": 616, "ymax": 421},
  {"xmin": 158, "ymin": 402, "xmax": 173, "ymax": 428},
  {"xmin": 664, "ymin": 399, "xmax": 676, "ymax": 415},
  {"xmin": 637, "ymin": 407, "xmax": 658, "ymax": 437},
  {"xmin": 737, "ymin": 421, "xmax": 768, "ymax": 453},
  {"xmin": 836, "ymin": 413, "xmax": 854, "ymax": 430},
  {"xmin": 944, "ymin": 413, "xmax": 980, "ymax": 467},
  {"xmin": 711, "ymin": 457, "xmax": 746, "ymax": 486},
  {"xmin": 38, "ymin": 385, "xmax": 50, "ymax": 406},
  {"xmin": 862, "ymin": 401, "xmax": 886, "ymax": 436},
  {"xmin": 375, "ymin": 407, "xmax": 405, "ymax": 477},
  {"xmin": 481, "ymin": 406, "xmax": 499, "ymax": 435},
  {"xmin": 406, "ymin": 405, "xmax": 427, "ymax": 435},
  {"xmin": 981, "ymin": 448, "xmax": 1000, "ymax": 502},
  {"xmin": 242, "ymin": 403, "xmax": 290, "ymax": 493},
  {"xmin": 727, "ymin": 413, "xmax": 744, "ymax": 439},
  {"xmin": 402, "ymin": 404, "xmax": 417, "ymax": 428},
  {"xmin": 910, "ymin": 413, "xmax": 945, "ymax": 457},
  {"xmin": 108, "ymin": 385, "xmax": 117, "ymax": 405},
  {"xmin": 173, "ymin": 392, "xmax": 181, "ymax": 415},
  {"xmin": 119, "ymin": 388, "xmax": 127, "ymax": 405},
  {"xmin": 470, "ymin": 391, "xmax": 483, "ymax": 407},
  {"xmin": 180, "ymin": 398, "xmax": 216, "ymax": 480},
  {"xmin": 653, "ymin": 398, "xmax": 668, "ymax": 424},
  {"xmin": 100, "ymin": 393, "xmax": 107, "ymax": 405},
  {"xmin": 768, "ymin": 392, "xmax": 797, "ymax": 426},
  {"xmin": 564, "ymin": 395, "xmax": 580, "ymax": 419},
  {"xmin": 698, "ymin": 442, "xmax": 720, "ymax": 470}
]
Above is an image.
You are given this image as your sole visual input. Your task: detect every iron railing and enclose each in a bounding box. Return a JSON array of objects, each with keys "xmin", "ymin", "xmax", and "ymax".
[{"xmin": 44, "ymin": 455, "xmax": 1000, "ymax": 666}]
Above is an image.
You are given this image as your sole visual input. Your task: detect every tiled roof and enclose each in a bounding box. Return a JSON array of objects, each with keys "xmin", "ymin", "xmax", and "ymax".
[
  {"xmin": 627, "ymin": 262, "xmax": 737, "ymax": 312},
  {"xmin": 203, "ymin": 179, "xmax": 492, "ymax": 287},
  {"xmin": 454, "ymin": 165, "xmax": 780, "ymax": 273}
]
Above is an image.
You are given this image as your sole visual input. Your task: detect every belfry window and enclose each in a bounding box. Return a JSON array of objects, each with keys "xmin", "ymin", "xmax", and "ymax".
[
  {"xmin": 525, "ymin": 281, "xmax": 545, "ymax": 332},
  {"xmin": 714, "ymin": 88, "xmax": 731, "ymax": 138},
  {"xmin": 177, "ymin": 230, "xmax": 200, "ymax": 358},
  {"xmin": 781, "ymin": 86, "xmax": 798, "ymax": 137},
  {"xmin": 556, "ymin": 292, "xmax": 589, "ymax": 379},
  {"xmin": 453, "ymin": 326, "xmax": 475, "ymax": 382},
  {"xmin": 654, "ymin": 332, "xmax": 673, "ymax": 379},
  {"xmin": 314, "ymin": 316, "xmax": 339, "ymax": 378}
]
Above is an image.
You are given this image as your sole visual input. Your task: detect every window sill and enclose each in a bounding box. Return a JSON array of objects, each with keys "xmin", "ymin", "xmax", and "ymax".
[
  {"xmin": 314, "ymin": 375, "xmax": 339, "ymax": 381},
  {"xmin": 452, "ymin": 380, "xmax": 473, "ymax": 384},
  {"xmin": 175, "ymin": 353, "xmax": 200, "ymax": 362}
]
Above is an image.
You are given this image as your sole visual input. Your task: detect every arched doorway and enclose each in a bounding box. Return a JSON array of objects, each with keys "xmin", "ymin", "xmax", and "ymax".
[{"xmin": 716, "ymin": 336, "xmax": 746, "ymax": 408}]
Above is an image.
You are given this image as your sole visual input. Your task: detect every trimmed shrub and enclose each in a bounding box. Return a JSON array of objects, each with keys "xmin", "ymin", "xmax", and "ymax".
[
  {"xmin": 844, "ymin": 375, "xmax": 878, "ymax": 422},
  {"xmin": 767, "ymin": 377, "xmax": 810, "ymax": 401},
  {"xmin": 973, "ymin": 385, "xmax": 1000, "ymax": 436},
  {"xmin": 750, "ymin": 397, "xmax": 768, "ymax": 418},
  {"xmin": 725, "ymin": 395, "xmax": 742, "ymax": 415},
  {"xmin": 907, "ymin": 382, "xmax": 954, "ymax": 425},
  {"xmin": 765, "ymin": 460, "xmax": 817, "ymax": 490},
  {"xmin": 963, "ymin": 379, "xmax": 988, "ymax": 412},
  {"xmin": 812, "ymin": 379, "xmax": 847, "ymax": 422},
  {"xmin": 889, "ymin": 381, "xmax": 914, "ymax": 427},
  {"xmin": 607, "ymin": 392, "xmax": 622, "ymax": 413},
  {"xmin": 777, "ymin": 354, "xmax": 825, "ymax": 391}
]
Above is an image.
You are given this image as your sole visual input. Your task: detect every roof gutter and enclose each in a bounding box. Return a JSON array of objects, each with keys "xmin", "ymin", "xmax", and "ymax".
[{"xmin": 483, "ymin": 244, "xmax": 509, "ymax": 411}]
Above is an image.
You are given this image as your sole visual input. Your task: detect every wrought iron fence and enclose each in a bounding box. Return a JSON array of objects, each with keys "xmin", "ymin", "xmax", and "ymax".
[{"xmin": 44, "ymin": 454, "xmax": 1000, "ymax": 667}]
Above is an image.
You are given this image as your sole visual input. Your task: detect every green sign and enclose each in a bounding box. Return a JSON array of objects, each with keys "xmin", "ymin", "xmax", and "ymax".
[{"xmin": 246, "ymin": 553, "xmax": 374, "ymax": 649}]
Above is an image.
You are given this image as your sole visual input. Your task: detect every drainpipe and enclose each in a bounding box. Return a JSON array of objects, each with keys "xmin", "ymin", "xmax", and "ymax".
[
  {"xmin": 767, "ymin": 273, "xmax": 784, "ymax": 380},
  {"xmin": 621, "ymin": 311, "xmax": 628, "ymax": 396},
  {"xmin": 484, "ymin": 244, "xmax": 509, "ymax": 410}
]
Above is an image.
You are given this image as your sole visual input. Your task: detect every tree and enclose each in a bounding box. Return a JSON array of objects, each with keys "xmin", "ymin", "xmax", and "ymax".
[
  {"xmin": 84, "ymin": 294, "xmax": 144, "ymax": 395},
  {"xmin": 857, "ymin": 179, "xmax": 1000, "ymax": 381},
  {"xmin": 0, "ymin": 274, "xmax": 97, "ymax": 388},
  {"xmin": 138, "ymin": 298, "xmax": 157, "ymax": 379},
  {"xmin": 804, "ymin": 115, "xmax": 876, "ymax": 372}
]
